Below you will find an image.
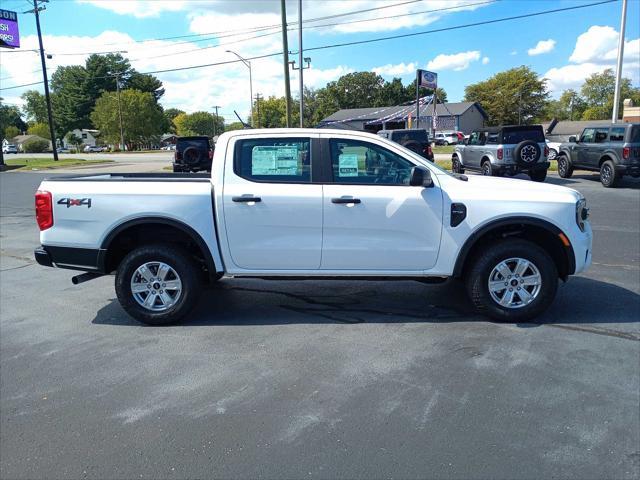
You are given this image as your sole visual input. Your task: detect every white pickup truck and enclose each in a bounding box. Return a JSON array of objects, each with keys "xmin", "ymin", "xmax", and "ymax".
[{"xmin": 34, "ymin": 129, "xmax": 592, "ymax": 325}]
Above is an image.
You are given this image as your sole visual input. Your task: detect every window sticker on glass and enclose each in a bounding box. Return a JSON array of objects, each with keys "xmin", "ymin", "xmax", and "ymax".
[
  {"xmin": 252, "ymin": 146, "xmax": 299, "ymax": 175},
  {"xmin": 338, "ymin": 153, "xmax": 359, "ymax": 177}
]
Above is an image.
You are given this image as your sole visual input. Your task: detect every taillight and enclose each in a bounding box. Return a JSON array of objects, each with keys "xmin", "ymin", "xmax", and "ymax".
[
  {"xmin": 175, "ymin": 151, "xmax": 181, "ymax": 160},
  {"xmin": 209, "ymin": 149, "xmax": 213, "ymax": 160},
  {"xmin": 544, "ymin": 146, "xmax": 549, "ymax": 157},
  {"xmin": 623, "ymin": 147, "xmax": 630, "ymax": 159},
  {"xmin": 497, "ymin": 148, "xmax": 503, "ymax": 160},
  {"xmin": 35, "ymin": 190, "xmax": 53, "ymax": 231}
]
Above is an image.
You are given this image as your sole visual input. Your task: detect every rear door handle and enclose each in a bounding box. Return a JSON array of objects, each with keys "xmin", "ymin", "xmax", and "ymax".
[
  {"xmin": 331, "ymin": 197, "xmax": 361, "ymax": 204},
  {"xmin": 232, "ymin": 196, "xmax": 262, "ymax": 203}
]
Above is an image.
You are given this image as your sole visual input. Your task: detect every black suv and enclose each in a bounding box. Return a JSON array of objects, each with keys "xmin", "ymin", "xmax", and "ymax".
[
  {"xmin": 556, "ymin": 123, "xmax": 640, "ymax": 187},
  {"xmin": 173, "ymin": 136, "xmax": 213, "ymax": 173},
  {"xmin": 377, "ymin": 128, "xmax": 434, "ymax": 162}
]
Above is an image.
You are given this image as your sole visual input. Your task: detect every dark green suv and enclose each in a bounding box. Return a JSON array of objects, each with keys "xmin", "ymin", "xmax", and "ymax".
[{"xmin": 557, "ymin": 123, "xmax": 640, "ymax": 187}]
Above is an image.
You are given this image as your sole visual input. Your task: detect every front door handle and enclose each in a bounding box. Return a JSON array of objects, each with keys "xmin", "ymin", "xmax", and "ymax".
[
  {"xmin": 331, "ymin": 197, "xmax": 361, "ymax": 204},
  {"xmin": 232, "ymin": 196, "xmax": 262, "ymax": 203}
]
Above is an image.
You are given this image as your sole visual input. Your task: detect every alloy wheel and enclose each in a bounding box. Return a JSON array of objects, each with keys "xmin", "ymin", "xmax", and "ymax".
[
  {"xmin": 130, "ymin": 261, "xmax": 183, "ymax": 312},
  {"xmin": 488, "ymin": 257, "xmax": 542, "ymax": 309}
]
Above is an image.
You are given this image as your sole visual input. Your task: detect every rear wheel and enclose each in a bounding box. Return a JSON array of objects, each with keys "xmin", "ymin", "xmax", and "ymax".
[
  {"xmin": 465, "ymin": 239, "xmax": 558, "ymax": 322},
  {"xmin": 481, "ymin": 160, "xmax": 494, "ymax": 176},
  {"xmin": 115, "ymin": 244, "xmax": 201, "ymax": 325},
  {"xmin": 529, "ymin": 169, "xmax": 547, "ymax": 182},
  {"xmin": 600, "ymin": 160, "xmax": 619, "ymax": 188},
  {"xmin": 557, "ymin": 154, "xmax": 573, "ymax": 179}
]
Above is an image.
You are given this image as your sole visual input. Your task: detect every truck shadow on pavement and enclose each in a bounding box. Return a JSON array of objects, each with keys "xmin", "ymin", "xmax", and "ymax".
[
  {"xmin": 547, "ymin": 173, "xmax": 640, "ymax": 189},
  {"xmin": 92, "ymin": 276, "xmax": 640, "ymax": 336}
]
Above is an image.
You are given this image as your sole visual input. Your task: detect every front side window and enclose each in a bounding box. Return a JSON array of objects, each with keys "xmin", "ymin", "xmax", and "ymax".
[
  {"xmin": 594, "ymin": 128, "xmax": 609, "ymax": 143},
  {"xmin": 468, "ymin": 132, "xmax": 481, "ymax": 145},
  {"xmin": 329, "ymin": 139, "xmax": 414, "ymax": 185},
  {"xmin": 610, "ymin": 127, "xmax": 626, "ymax": 142},
  {"xmin": 235, "ymin": 138, "xmax": 311, "ymax": 183},
  {"xmin": 581, "ymin": 128, "xmax": 595, "ymax": 143}
]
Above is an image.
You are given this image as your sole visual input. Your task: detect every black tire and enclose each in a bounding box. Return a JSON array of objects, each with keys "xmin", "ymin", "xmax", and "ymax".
[
  {"xmin": 514, "ymin": 140, "xmax": 541, "ymax": 166},
  {"xmin": 115, "ymin": 244, "xmax": 201, "ymax": 325},
  {"xmin": 465, "ymin": 239, "xmax": 558, "ymax": 322},
  {"xmin": 556, "ymin": 154, "xmax": 573, "ymax": 179},
  {"xmin": 451, "ymin": 155, "xmax": 465, "ymax": 174},
  {"xmin": 600, "ymin": 159, "xmax": 619, "ymax": 188},
  {"xmin": 481, "ymin": 160, "xmax": 494, "ymax": 176},
  {"xmin": 443, "ymin": 141, "xmax": 449, "ymax": 146},
  {"xmin": 529, "ymin": 169, "xmax": 547, "ymax": 182}
]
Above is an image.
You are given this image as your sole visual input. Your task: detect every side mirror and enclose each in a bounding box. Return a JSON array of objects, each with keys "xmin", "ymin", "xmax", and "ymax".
[
  {"xmin": 409, "ymin": 166, "xmax": 434, "ymax": 188},
  {"xmin": 569, "ymin": 136, "xmax": 577, "ymax": 143}
]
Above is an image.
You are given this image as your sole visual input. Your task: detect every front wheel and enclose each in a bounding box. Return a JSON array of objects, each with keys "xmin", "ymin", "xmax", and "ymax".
[
  {"xmin": 465, "ymin": 239, "xmax": 558, "ymax": 322},
  {"xmin": 115, "ymin": 244, "xmax": 201, "ymax": 325},
  {"xmin": 548, "ymin": 148, "xmax": 558, "ymax": 160},
  {"xmin": 556, "ymin": 155, "xmax": 573, "ymax": 179}
]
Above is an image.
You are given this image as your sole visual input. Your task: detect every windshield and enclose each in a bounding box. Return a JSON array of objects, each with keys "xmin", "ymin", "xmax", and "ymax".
[
  {"xmin": 502, "ymin": 127, "xmax": 545, "ymax": 143},
  {"xmin": 392, "ymin": 131, "xmax": 428, "ymax": 142}
]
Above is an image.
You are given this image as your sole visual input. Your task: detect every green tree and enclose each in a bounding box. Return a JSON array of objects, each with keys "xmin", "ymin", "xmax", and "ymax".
[
  {"xmin": 50, "ymin": 65, "xmax": 91, "ymax": 137},
  {"xmin": 65, "ymin": 132, "xmax": 83, "ymax": 152},
  {"xmin": 164, "ymin": 108, "xmax": 185, "ymax": 133},
  {"xmin": 225, "ymin": 121, "xmax": 246, "ymax": 131},
  {"xmin": 127, "ymin": 72, "xmax": 165, "ymax": 101},
  {"xmin": 580, "ymin": 68, "xmax": 637, "ymax": 120},
  {"xmin": 464, "ymin": 66, "xmax": 548, "ymax": 125},
  {"xmin": 85, "ymin": 53, "xmax": 132, "ymax": 98},
  {"xmin": 403, "ymin": 80, "xmax": 447, "ymax": 103},
  {"xmin": 4, "ymin": 125, "xmax": 20, "ymax": 139},
  {"xmin": 254, "ymin": 96, "xmax": 301, "ymax": 128},
  {"xmin": 27, "ymin": 122, "xmax": 51, "ymax": 139},
  {"xmin": 21, "ymin": 90, "xmax": 49, "ymax": 124},
  {"xmin": 173, "ymin": 111, "xmax": 224, "ymax": 137},
  {"xmin": 0, "ymin": 102, "xmax": 27, "ymax": 136},
  {"xmin": 91, "ymin": 89, "xmax": 165, "ymax": 149}
]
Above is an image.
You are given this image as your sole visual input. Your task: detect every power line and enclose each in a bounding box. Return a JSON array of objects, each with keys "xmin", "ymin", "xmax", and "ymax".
[{"xmin": 0, "ymin": 0, "xmax": 617, "ymax": 91}]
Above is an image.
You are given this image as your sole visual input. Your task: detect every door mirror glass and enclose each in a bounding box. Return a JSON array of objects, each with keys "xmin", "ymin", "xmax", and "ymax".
[
  {"xmin": 569, "ymin": 136, "xmax": 577, "ymax": 143},
  {"xmin": 409, "ymin": 166, "xmax": 433, "ymax": 188}
]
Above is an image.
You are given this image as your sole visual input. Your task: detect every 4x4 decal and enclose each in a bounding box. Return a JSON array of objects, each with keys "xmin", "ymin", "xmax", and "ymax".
[{"xmin": 58, "ymin": 198, "xmax": 92, "ymax": 208}]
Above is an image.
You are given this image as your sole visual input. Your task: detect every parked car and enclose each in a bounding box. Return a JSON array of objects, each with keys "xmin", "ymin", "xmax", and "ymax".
[
  {"xmin": 173, "ymin": 136, "xmax": 213, "ymax": 172},
  {"xmin": 377, "ymin": 128, "xmax": 433, "ymax": 161},
  {"xmin": 546, "ymin": 140, "xmax": 562, "ymax": 160},
  {"xmin": 83, "ymin": 145, "xmax": 105, "ymax": 153},
  {"xmin": 56, "ymin": 147, "xmax": 71, "ymax": 153},
  {"xmin": 34, "ymin": 128, "xmax": 592, "ymax": 326},
  {"xmin": 434, "ymin": 131, "xmax": 460, "ymax": 146},
  {"xmin": 2, "ymin": 144, "xmax": 18, "ymax": 154},
  {"xmin": 452, "ymin": 125, "xmax": 550, "ymax": 182},
  {"xmin": 556, "ymin": 123, "xmax": 640, "ymax": 187}
]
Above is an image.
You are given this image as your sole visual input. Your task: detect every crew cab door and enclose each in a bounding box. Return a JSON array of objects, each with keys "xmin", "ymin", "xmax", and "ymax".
[
  {"xmin": 222, "ymin": 134, "xmax": 322, "ymax": 270},
  {"xmin": 320, "ymin": 136, "xmax": 443, "ymax": 271}
]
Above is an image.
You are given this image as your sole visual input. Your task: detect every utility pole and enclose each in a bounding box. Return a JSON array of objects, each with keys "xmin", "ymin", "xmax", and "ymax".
[
  {"xmin": 27, "ymin": 0, "xmax": 58, "ymax": 160},
  {"xmin": 280, "ymin": 0, "xmax": 292, "ymax": 127},
  {"xmin": 115, "ymin": 72, "xmax": 125, "ymax": 151},
  {"xmin": 212, "ymin": 105, "xmax": 220, "ymax": 138},
  {"xmin": 255, "ymin": 94, "xmax": 262, "ymax": 128},
  {"xmin": 612, "ymin": 0, "xmax": 628, "ymax": 123},
  {"xmin": 297, "ymin": 0, "xmax": 304, "ymax": 128}
]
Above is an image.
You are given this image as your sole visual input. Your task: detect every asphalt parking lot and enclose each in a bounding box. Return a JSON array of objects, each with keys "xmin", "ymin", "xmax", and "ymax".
[{"xmin": 1, "ymin": 169, "xmax": 639, "ymax": 479}]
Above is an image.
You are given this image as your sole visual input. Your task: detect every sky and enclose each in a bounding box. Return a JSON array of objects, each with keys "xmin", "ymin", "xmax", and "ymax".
[{"xmin": 0, "ymin": 0, "xmax": 639, "ymax": 125}]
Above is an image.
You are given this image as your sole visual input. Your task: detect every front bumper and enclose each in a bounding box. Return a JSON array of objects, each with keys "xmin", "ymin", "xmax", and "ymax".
[{"xmin": 570, "ymin": 222, "xmax": 593, "ymax": 275}]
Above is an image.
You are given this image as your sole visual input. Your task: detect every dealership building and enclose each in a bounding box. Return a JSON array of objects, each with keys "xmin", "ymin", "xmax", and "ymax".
[{"xmin": 317, "ymin": 101, "xmax": 488, "ymax": 133}]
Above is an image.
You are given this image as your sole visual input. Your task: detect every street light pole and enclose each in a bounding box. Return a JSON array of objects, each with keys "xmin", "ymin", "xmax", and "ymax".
[
  {"xmin": 115, "ymin": 73, "xmax": 125, "ymax": 151},
  {"xmin": 298, "ymin": 0, "xmax": 304, "ymax": 128},
  {"xmin": 612, "ymin": 0, "xmax": 628, "ymax": 123},
  {"xmin": 226, "ymin": 50, "xmax": 254, "ymax": 127},
  {"xmin": 280, "ymin": 0, "xmax": 292, "ymax": 127},
  {"xmin": 212, "ymin": 105, "xmax": 220, "ymax": 138},
  {"xmin": 30, "ymin": 0, "xmax": 58, "ymax": 161}
]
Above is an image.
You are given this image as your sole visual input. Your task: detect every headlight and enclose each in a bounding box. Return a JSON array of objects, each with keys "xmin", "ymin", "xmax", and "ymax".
[{"xmin": 576, "ymin": 198, "xmax": 589, "ymax": 232}]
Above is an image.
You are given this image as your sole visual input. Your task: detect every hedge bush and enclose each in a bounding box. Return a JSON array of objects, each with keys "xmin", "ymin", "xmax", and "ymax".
[{"xmin": 22, "ymin": 138, "xmax": 50, "ymax": 153}]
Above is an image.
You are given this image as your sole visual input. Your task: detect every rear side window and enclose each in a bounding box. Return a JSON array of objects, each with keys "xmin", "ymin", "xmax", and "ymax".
[
  {"xmin": 234, "ymin": 138, "xmax": 311, "ymax": 183},
  {"xmin": 486, "ymin": 133, "xmax": 499, "ymax": 144},
  {"xmin": 391, "ymin": 131, "xmax": 427, "ymax": 142},
  {"xmin": 177, "ymin": 138, "xmax": 209, "ymax": 151},
  {"xmin": 502, "ymin": 127, "xmax": 545, "ymax": 143},
  {"xmin": 609, "ymin": 127, "xmax": 626, "ymax": 142},
  {"xmin": 630, "ymin": 126, "xmax": 640, "ymax": 143}
]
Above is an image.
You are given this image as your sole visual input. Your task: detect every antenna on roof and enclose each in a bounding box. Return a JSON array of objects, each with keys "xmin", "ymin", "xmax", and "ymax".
[{"xmin": 234, "ymin": 110, "xmax": 253, "ymax": 129}]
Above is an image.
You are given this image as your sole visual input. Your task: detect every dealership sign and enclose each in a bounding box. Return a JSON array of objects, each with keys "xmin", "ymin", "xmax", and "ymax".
[
  {"xmin": 0, "ymin": 9, "xmax": 20, "ymax": 49},
  {"xmin": 417, "ymin": 70, "xmax": 437, "ymax": 90}
]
